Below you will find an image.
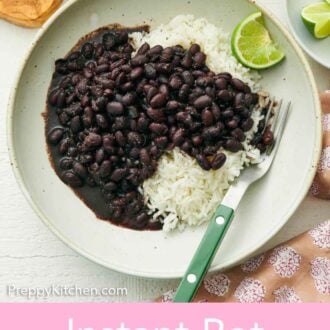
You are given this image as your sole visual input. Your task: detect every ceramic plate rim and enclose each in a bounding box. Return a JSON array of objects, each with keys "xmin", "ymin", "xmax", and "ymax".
[{"xmin": 7, "ymin": 0, "xmax": 322, "ymax": 279}]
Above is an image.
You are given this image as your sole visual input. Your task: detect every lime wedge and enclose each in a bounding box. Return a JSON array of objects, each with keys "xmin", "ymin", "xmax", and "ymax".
[
  {"xmin": 231, "ymin": 12, "xmax": 285, "ymax": 70},
  {"xmin": 301, "ymin": 2, "xmax": 330, "ymax": 39}
]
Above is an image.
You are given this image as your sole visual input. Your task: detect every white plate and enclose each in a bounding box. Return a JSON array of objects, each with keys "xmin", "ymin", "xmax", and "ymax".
[
  {"xmin": 286, "ymin": 0, "xmax": 330, "ymax": 68},
  {"xmin": 7, "ymin": 0, "xmax": 321, "ymax": 278}
]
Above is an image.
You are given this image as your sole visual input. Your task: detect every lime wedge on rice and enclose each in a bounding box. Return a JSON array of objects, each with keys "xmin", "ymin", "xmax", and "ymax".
[
  {"xmin": 231, "ymin": 12, "xmax": 285, "ymax": 70},
  {"xmin": 301, "ymin": 2, "xmax": 330, "ymax": 39}
]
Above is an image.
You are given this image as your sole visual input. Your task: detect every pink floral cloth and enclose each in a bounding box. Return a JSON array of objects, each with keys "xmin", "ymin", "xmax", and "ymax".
[
  {"xmin": 159, "ymin": 92, "xmax": 330, "ymax": 303},
  {"xmin": 160, "ymin": 220, "xmax": 329, "ymax": 303}
]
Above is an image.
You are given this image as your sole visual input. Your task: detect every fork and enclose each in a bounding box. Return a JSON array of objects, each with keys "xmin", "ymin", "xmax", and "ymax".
[{"xmin": 173, "ymin": 100, "xmax": 291, "ymax": 303}]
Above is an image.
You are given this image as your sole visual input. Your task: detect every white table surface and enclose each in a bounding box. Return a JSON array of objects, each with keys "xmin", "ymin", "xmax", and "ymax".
[{"xmin": 0, "ymin": 0, "xmax": 329, "ymax": 302}]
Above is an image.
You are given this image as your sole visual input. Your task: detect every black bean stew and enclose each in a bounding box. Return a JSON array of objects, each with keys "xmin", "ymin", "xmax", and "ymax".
[{"xmin": 45, "ymin": 25, "xmax": 272, "ymax": 230}]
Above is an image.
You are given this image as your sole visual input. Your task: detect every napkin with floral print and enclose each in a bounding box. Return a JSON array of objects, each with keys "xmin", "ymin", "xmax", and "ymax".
[{"xmin": 160, "ymin": 92, "xmax": 330, "ymax": 303}]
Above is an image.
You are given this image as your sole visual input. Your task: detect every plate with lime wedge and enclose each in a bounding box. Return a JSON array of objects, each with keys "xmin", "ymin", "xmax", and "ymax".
[
  {"xmin": 8, "ymin": 0, "xmax": 321, "ymax": 278},
  {"xmin": 286, "ymin": 0, "xmax": 330, "ymax": 68}
]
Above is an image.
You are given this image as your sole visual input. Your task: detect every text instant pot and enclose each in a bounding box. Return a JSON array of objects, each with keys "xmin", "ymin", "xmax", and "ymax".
[{"xmin": 68, "ymin": 318, "xmax": 265, "ymax": 330}]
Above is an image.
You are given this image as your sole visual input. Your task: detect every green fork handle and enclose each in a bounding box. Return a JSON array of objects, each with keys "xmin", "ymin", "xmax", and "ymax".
[{"xmin": 173, "ymin": 204, "xmax": 234, "ymax": 303}]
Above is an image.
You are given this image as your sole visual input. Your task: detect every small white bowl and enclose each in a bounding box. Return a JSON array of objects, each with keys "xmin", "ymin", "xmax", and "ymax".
[
  {"xmin": 286, "ymin": 0, "xmax": 330, "ymax": 69},
  {"xmin": 7, "ymin": 0, "xmax": 321, "ymax": 278}
]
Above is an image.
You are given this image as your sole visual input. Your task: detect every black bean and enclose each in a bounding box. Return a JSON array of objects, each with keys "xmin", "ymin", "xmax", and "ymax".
[
  {"xmin": 56, "ymin": 90, "xmax": 66, "ymax": 108},
  {"xmin": 196, "ymin": 154, "xmax": 211, "ymax": 170},
  {"xmin": 146, "ymin": 86, "xmax": 158, "ymax": 102},
  {"xmin": 218, "ymin": 72, "xmax": 232, "ymax": 80},
  {"xmin": 106, "ymin": 102, "xmax": 124, "ymax": 116},
  {"xmin": 189, "ymin": 44, "xmax": 200, "ymax": 55},
  {"xmin": 194, "ymin": 95, "xmax": 212, "ymax": 109},
  {"xmin": 76, "ymin": 79, "xmax": 88, "ymax": 95},
  {"xmin": 115, "ymin": 30, "xmax": 128, "ymax": 44},
  {"xmin": 137, "ymin": 42, "xmax": 150, "ymax": 55},
  {"xmin": 82, "ymin": 113, "xmax": 93, "ymax": 128},
  {"xmin": 146, "ymin": 108, "xmax": 165, "ymax": 122},
  {"xmin": 95, "ymin": 64, "xmax": 109, "ymax": 74},
  {"xmin": 110, "ymin": 168, "xmax": 127, "ymax": 182},
  {"xmin": 181, "ymin": 71, "xmax": 194, "ymax": 86},
  {"xmin": 211, "ymin": 153, "xmax": 226, "ymax": 170},
  {"xmin": 166, "ymin": 100, "xmax": 180, "ymax": 112},
  {"xmin": 148, "ymin": 45, "xmax": 163, "ymax": 56},
  {"xmin": 231, "ymin": 128, "xmax": 245, "ymax": 142},
  {"xmin": 47, "ymin": 128, "xmax": 64, "ymax": 145},
  {"xmin": 95, "ymin": 96, "xmax": 107, "ymax": 110},
  {"xmin": 192, "ymin": 135, "xmax": 203, "ymax": 146},
  {"xmin": 211, "ymin": 104, "xmax": 221, "ymax": 121},
  {"xmin": 55, "ymin": 59, "xmax": 68, "ymax": 74},
  {"xmin": 150, "ymin": 145, "xmax": 160, "ymax": 158},
  {"xmin": 178, "ymin": 84, "xmax": 190, "ymax": 101},
  {"xmin": 172, "ymin": 128, "xmax": 185, "ymax": 146},
  {"xmin": 137, "ymin": 116, "xmax": 150, "ymax": 132},
  {"xmin": 169, "ymin": 75, "xmax": 183, "ymax": 90},
  {"xmin": 201, "ymin": 109, "xmax": 214, "ymax": 126},
  {"xmin": 202, "ymin": 126, "xmax": 221, "ymax": 140},
  {"xmin": 154, "ymin": 136, "xmax": 168, "ymax": 148},
  {"xmin": 127, "ymin": 132, "xmax": 144, "ymax": 146},
  {"xmin": 99, "ymin": 160, "xmax": 112, "ymax": 178},
  {"xmin": 262, "ymin": 129, "xmax": 274, "ymax": 145},
  {"xmin": 226, "ymin": 119, "xmax": 239, "ymax": 129},
  {"xmin": 62, "ymin": 171, "xmax": 83, "ymax": 187},
  {"xmin": 70, "ymin": 116, "xmax": 82, "ymax": 133},
  {"xmin": 95, "ymin": 114, "xmax": 108, "ymax": 129},
  {"xmin": 203, "ymin": 145, "xmax": 218, "ymax": 156},
  {"xmin": 244, "ymin": 93, "xmax": 255, "ymax": 106},
  {"xmin": 241, "ymin": 118, "xmax": 254, "ymax": 131},
  {"xmin": 231, "ymin": 78, "xmax": 246, "ymax": 92},
  {"xmin": 95, "ymin": 148, "xmax": 105, "ymax": 164},
  {"xmin": 48, "ymin": 89, "xmax": 60, "ymax": 105},
  {"xmin": 121, "ymin": 93, "xmax": 135, "ymax": 106},
  {"xmin": 234, "ymin": 93, "xmax": 245, "ymax": 107},
  {"xmin": 215, "ymin": 78, "xmax": 227, "ymax": 90},
  {"xmin": 218, "ymin": 90, "xmax": 233, "ymax": 102},
  {"xmin": 73, "ymin": 162, "xmax": 87, "ymax": 178},
  {"xmin": 81, "ymin": 42, "xmax": 94, "ymax": 58},
  {"xmin": 59, "ymin": 157, "xmax": 73, "ymax": 170},
  {"xmin": 58, "ymin": 138, "xmax": 70, "ymax": 154},
  {"xmin": 126, "ymin": 106, "xmax": 138, "ymax": 119},
  {"xmin": 112, "ymin": 116, "xmax": 128, "ymax": 130},
  {"xmin": 83, "ymin": 133, "xmax": 102, "ymax": 149},
  {"xmin": 160, "ymin": 48, "xmax": 174, "ymax": 62},
  {"xmin": 102, "ymin": 32, "xmax": 116, "ymax": 50},
  {"xmin": 114, "ymin": 131, "xmax": 126, "ymax": 146},
  {"xmin": 104, "ymin": 181, "xmax": 117, "ymax": 192},
  {"xmin": 149, "ymin": 122, "xmax": 168, "ymax": 135},
  {"xmin": 130, "ymin": 67, "xmax": 144, "ymax": 80},
  {"xmin": 144, "ymin": 63, "xmax": 157, "ymax": 79},
  {"xmin": 181, "ymin": 141, "xmax": 192, "ymax": 153},
  {"xmin": 181, "ymin": 53, "xmax": 193, "ymax": 68},
  {"xmin": 193, "ymin": 52, "xmax": 206, "ymax": 67},
  {"xmin": 225, "ymin": 139, "xmax": 243, "ymax": 152},
  {"xmin": 115, "ymin": 72, "xmax": 126, "ymax": 86},
  {"xmin": 241, "ymin": 108, "xmax": 252, "ymax": 119},
  {"xmin": 80, "ymin": 153, "xmax": 94, "ymax": 164},
  {"xmin": 131, "ymin": 54, "xmax": 147, "ymax": 66},
  {"xmin": 150, "ymin": 93, "xmax": 167, "ymax": 108},
  {"xmin": 139, "ymin": 148, "xmax": 151, "ymax": 165}
]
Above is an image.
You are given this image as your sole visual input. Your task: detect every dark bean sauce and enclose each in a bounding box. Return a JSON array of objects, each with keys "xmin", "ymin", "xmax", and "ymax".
[{"xmin": 45, "ymin": 24, "xmax": 272, "ymax": 230}]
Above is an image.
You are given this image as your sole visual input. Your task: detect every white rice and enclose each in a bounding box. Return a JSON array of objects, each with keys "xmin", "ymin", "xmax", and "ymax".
[{"xmin": 131, "ymin": 15, "xmax": 263, "ymax": 231}]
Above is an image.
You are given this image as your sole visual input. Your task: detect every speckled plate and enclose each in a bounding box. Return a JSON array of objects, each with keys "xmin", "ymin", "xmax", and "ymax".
[
  {"xmin": 7, "ymin": 0, "xmax": 321, "ymax": 278},
  {"xmin": 286, "ymin": 0, "xmax": 330, "ymax": 69}
]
